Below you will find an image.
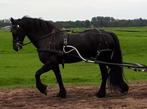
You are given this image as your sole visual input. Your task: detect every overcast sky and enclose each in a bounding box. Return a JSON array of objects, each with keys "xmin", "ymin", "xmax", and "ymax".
[{"xmin": 0, "ymin": 0, "xmax": 147, "ymax": 21}]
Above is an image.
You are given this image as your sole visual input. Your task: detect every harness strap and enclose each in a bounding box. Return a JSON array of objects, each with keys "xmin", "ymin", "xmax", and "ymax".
[
  {"xmin": 63, "ymin": 33, "xmax": 68, "ymax": 46},
  {"xmin": 96, "ymin": 49, "xmax": 112, "ymax": 58},
  {"xmin": 22, "ymin": 31, "xmax": 62, "ymax": 46},
  {"xmin": 38, "ymin": 49, "xmax": 64, "ymax": 55}
]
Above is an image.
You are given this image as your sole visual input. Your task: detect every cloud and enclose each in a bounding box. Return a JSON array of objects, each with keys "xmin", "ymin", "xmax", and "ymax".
[{"xmin": 0, "ymin": 0, "xmax": 147, "ymax": 20}]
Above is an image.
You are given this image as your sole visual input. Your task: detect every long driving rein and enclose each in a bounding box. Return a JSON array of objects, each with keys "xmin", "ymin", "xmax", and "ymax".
[{"xmin": 21, "ymin": 30, "xmax": 147, "ymax": 72}]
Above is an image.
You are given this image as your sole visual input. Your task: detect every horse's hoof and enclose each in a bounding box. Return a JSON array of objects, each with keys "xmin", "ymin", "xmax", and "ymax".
[
  {"xmin": 43, "ymin": 90, "xmax": 47, "ymax": 95},
  {"xmin": 39, "ymin": 89, "xmax": 47, "ymax": 95},
  {"xmin": 56, "ymin": 92, "xmax": 66, "ymax": 98},
  {"xmin": 122, "ymin": 91, "xmax": 128, "ymax": 95},
  {"xmin": 37, "ymin": 84, "xmax": 47, "ymax": 95},
  {"xmin": 96, "ymin": 92, "xmax": 106, "ymax": 98},
  {"xmin": 120, "ymin": 83, "xmax": 129, "ymax": 94}
]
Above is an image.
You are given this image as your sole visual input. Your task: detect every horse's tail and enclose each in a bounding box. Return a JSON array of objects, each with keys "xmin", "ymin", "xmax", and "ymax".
[{"xmin": 109, "ymin": 32, "xmax": 129, "ymax": 93}]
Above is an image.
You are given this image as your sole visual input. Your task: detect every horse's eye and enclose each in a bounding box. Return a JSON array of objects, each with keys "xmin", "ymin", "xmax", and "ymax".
[
  {"xmin": 16, "ymin": 25, "xmax": 21, "ymax": 30},
  {"xmin": 17, "ymin": 25, "xmax": 20, "ymax": 28}
]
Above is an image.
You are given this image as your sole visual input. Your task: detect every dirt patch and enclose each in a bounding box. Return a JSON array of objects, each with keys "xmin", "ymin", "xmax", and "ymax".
[{"xmin": 0, "ymin": 84, "xmax": 147, "ymax": 109}]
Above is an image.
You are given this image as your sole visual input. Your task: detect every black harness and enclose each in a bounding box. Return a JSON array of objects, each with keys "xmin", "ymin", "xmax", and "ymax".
[{"xmin": 22, "ymin": 31, "xmax": 147, "ymax": 72}]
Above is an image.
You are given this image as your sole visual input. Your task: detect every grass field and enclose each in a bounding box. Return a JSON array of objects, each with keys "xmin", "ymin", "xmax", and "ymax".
[{"xmin": 1, "ymin": 27, "xmax": 147, "ymax": 88}]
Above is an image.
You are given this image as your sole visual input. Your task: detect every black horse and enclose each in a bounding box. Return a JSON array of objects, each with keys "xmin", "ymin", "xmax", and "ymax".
[{"xmin": 10, "ymin": 17, "xmax": 129, "ymax": 98}]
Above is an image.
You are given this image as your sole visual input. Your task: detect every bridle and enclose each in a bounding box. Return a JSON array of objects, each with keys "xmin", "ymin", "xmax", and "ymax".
[{"xmin": 12, "ymin": 23, "xmax": 62, "ymax": 47}]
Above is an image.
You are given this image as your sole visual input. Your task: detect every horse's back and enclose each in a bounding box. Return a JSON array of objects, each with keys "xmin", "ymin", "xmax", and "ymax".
[
  {"xmin": 65, "ymin": 29, "xmax": 115, "ymax": 59},
  {"xmin": 68, "ymin": 29, "xmax": 114, "ymax": 50}
]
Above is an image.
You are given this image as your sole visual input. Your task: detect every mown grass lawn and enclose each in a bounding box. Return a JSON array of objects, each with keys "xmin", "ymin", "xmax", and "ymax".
[{"xmin": 0, "ymin": 27, "xmax": 147, "ymax": 88}]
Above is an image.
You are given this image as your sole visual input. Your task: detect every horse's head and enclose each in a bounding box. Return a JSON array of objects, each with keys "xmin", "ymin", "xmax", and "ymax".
[{"xmin": 10, "ymin": 17, "xmax": 26, "ymax": 51}]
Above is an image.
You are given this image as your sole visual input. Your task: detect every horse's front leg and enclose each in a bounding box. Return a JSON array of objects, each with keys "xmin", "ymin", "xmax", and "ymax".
[
  {"xmin": 35, "ymin": 64, "xmax": 50, "ymax": 95},
  {"xmin": 52, "ymin": 64, "xmax": 66, "ymax": 98}
]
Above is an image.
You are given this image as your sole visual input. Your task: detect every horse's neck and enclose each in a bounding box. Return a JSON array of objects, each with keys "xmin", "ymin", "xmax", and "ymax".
[
  {"xmin": 26, "ymin": 31, "xmax": 47, "ymax": 48},
  {"xmin": 26, "ymin": 29, "xmax": 60, "ymax": 49}
]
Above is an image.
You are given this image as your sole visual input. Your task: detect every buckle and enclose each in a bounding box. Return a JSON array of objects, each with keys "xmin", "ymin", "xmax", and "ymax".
[{"xmin": 64, "ymin": 35, "xmax": 68, "ymax": 46}]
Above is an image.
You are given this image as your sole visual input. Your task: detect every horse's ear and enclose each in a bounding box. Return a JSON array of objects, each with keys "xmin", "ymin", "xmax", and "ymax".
[{"xmin": 10, "ymin": 17, "xmax": 15, "ymax": 25}]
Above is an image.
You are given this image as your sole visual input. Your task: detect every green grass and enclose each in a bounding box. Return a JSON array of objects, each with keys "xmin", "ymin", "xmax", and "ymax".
[{"xmin": 1, "ymin": 27, "xmax": 147, "ymax": 88}]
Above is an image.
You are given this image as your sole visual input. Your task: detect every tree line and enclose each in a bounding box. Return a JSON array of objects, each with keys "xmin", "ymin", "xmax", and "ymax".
[
  {"xmin": 1, "ymin": 16, "xmax": 147, "ymax": 28},
  {"xmin": 0, "ymin": 19, "xmax": 11, "ymax": 28},
  {"xmin": 56, "ymin": 16, "xmax": 147, "ymax": 28}
]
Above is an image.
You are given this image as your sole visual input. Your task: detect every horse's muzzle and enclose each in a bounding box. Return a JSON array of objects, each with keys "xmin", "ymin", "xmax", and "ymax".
[{"xmin": 13, "ymin": 42, "xmax": 23, "ymax": 51}]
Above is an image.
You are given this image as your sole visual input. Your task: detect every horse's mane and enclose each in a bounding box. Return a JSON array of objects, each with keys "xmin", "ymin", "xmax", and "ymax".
[{"xmin": 18, "ymin": 16, "xmax": 60, "ymax": 32}]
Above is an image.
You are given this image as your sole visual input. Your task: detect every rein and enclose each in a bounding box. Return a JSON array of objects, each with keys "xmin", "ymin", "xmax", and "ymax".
[{"xmin": 63, "ymin": 45, "xmax": 147, "ymax": 72}]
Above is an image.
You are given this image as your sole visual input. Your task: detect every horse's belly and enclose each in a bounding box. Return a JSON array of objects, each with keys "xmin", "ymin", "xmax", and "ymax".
[{"xmin": 63, "ymin": 55, "xmax": 82, "ymax": 63}]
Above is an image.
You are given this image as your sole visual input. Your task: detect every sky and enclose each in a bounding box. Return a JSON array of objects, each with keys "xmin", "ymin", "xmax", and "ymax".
[{"xmin": 0, "ymin": 0, "xmax": 147, "ymax": 21}]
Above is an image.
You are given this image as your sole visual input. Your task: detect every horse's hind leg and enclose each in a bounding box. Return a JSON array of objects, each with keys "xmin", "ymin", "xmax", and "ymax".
[
  {"xmin": 96, "ymin": 64, "xmax": 108, "ymax": 98},
  {"xmin": 35, "ymin": 64, "xmax": 50, "ymax": 95},
  {"xmin": 52, "ymin": 64, "xmax": 66, "ymax": 98}
]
